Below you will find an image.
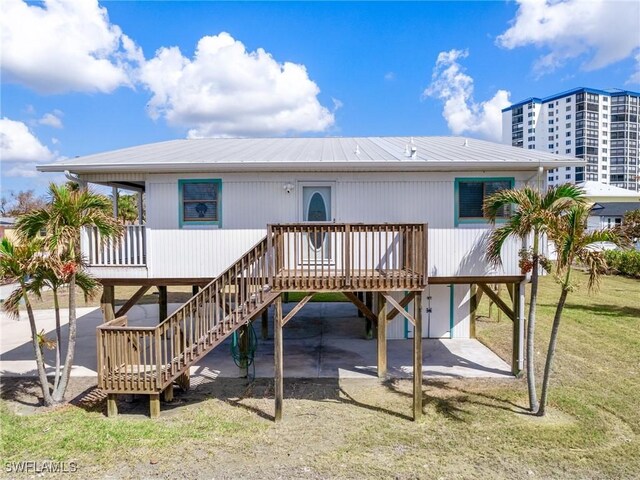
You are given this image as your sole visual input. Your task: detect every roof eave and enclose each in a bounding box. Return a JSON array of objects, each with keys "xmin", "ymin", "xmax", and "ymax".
[{"xmin": 38, "ymin": 159, "xmax": 585, "ymax": 174}]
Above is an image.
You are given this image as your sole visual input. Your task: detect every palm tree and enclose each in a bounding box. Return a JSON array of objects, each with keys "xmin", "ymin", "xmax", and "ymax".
[
  {"xmin": 23, "ymin": 266, "xmax": 98, "ymax": 392},
  {"xmin": 483, "ymin": 184, "xmax": 585, "ymax": 412},
  {"xmin": 16, "ymin": 182, "xmax": 123, "ymax": 403},
  {"xmin": 0, "ymin": 237, "xmax": 56, "ymax": 406},
  {"xmin": 537, "ymin": 204, "xmax": 618, "ymax": 416}
]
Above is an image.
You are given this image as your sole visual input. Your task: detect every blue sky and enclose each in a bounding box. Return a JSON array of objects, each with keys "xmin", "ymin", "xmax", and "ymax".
[{"xmin": 1, "ymin": 0, "xmax": 639, "ymax": 196}]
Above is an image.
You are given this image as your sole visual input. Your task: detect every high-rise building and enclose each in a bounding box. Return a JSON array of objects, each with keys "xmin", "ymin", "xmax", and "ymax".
[{"xmin": 502, "ymin": 87, "xmax": 640, "ymax": 191}]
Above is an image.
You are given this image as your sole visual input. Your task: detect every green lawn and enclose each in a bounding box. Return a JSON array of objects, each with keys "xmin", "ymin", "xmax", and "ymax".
[{"xmin": 1, "ymin": 273, "xmax": 639, "ymax": 479}]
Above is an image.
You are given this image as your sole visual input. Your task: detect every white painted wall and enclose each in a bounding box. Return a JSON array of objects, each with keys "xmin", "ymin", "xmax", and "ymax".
[
  {"xmin": 123, "ymin": 171, "xmax": 529, "ymax": 280},
  {"xmin": 385, "ymin": 284, "xmax": 471, "ymax": 340}
]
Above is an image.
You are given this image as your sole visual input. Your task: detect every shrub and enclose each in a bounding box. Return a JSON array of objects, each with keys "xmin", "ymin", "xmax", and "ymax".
[{"xmin": 604, "ymin": 249, "xmax": 640, "ymax": 278}]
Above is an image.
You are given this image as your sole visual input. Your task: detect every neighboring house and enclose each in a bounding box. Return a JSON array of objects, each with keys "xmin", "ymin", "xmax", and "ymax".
[
  {"xmin": 588, "ymin": 202, "xmax": 640, "ymax": 230},
  {"xmin": 502, "ymin": 87, "xmax": 640, "ymax": 192},
  {"xmin": 38, "ymin": 136, "xmax": 582, "ymax": 417},
  {"xmin": 0, "ymin": 217, "xmax": 17, "ymax": 242}
]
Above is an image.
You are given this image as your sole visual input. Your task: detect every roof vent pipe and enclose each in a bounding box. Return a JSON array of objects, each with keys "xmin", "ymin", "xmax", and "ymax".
[
  {"xmin": 463, "ymin": 138, "xmax": 468, "ymax": 147},
  {"xmin": 409, "ymin": 137, "xmax": 417, "ymax": 158},
  {"xmin": 354, "ymin": 144, "xmax": 360, "ymax": 155}
]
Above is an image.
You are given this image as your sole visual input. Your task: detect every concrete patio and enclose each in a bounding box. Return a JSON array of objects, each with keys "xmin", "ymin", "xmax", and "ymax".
[{"xmin": 0, "ymin": 301, "xmax": 512, "ymax": 381}]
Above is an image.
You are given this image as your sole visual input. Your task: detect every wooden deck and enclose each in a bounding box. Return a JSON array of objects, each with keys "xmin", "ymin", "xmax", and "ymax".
[
  {"xmin": 274, "ymin": 268, "xmax": 423, "ymax": 291},
  {"xmin": 96, "ymin": 223, "xmax": 428, "ymax": 419}
]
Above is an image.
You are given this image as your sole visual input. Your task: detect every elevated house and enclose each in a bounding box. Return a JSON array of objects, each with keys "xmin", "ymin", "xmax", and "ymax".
[{"xmin": 38, "ymin": 136, "xmax": 582, "ymax": 419}]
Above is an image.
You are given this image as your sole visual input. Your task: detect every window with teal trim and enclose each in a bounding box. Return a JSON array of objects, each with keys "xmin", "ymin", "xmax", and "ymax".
[
  {"xmin": 179, "ymin": 179, "xmax": 221, "ymax": 227},
  {"xmin": 455, "ymin": 178, "xmax": 513, "ymax": 225}
]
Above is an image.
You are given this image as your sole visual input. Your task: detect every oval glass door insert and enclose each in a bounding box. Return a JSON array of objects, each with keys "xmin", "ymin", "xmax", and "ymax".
[{"xmin": 307, "ymin": 191, "xmax": 327, "ymax": 249}]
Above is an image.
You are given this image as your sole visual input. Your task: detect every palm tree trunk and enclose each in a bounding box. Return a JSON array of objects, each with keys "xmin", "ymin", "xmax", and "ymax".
[
  {"xmin": 526, "ymin": 233, "xmax": 540, "ymax": 412},
  {"xmin": 52, "ymin": 288, "xmax": 61, "ymax": 392},
  {"xmin": 22, "ymin": 286, "xmax": 55, "ymax": 406},
  {"xmin": 538, "ymin": 276, "xmax": 571, "ymax": 416},
  {"xmin": 53, "ymin": 272, "xmax": 76, "ymax": 402}
]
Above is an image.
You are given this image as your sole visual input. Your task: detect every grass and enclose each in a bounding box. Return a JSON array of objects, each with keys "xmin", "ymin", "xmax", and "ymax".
[
  {"xmin": 1, "ymin": 273, "xmax": 639, "ymax": 478},
  {"xmin": 287, "ymin": 291, "xmax": 349, "ymax": 302}
]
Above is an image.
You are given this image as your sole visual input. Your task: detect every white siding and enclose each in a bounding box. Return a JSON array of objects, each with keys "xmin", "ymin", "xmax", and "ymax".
[
  {"xmin": 95, "ymin": 170, "xmax": 528, "ymax": 281},
  {"xmin": 387, "ymin": 285, "xmax": 472, "ymax": 340}
]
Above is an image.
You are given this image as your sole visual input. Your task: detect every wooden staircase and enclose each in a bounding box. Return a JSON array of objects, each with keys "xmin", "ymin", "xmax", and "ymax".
[
  {"xmin": 96, "ymin": 236, "xmax": 278, "ymax": 417},
  {"xmin": 96, "ymin": 223, "xmax": 428, "ymax": 418}
]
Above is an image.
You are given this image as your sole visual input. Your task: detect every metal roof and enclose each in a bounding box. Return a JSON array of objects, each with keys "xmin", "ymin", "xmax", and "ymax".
[
  {"xmin": 590, "ymin": 202, "xmax": 640, "ymax": 217},
  {"xmin": 38, "ymin": 136, "xmax": 584, "ymax": 174},
  {"xmin": 577, "ymin": 181, "xmax": 640, "ymax": 199}
]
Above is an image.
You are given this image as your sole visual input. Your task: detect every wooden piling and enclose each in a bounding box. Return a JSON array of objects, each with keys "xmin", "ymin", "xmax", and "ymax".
[
  {"xmin": 413, "ymin": 294, "xmax": 423, "ymax": 421},
  {"xmin": 274, "ymin": 296, "xmax": 283, "ymax": 421},
  {"xmin": 377, "ymin": 293, "xmax": 387, "ymax": 379}
]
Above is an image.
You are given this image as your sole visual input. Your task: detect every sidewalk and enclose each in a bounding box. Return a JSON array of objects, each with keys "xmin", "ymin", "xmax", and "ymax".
[{"xmin": 0, "ymin": 302, "xmax": 512, "ymax": 380}]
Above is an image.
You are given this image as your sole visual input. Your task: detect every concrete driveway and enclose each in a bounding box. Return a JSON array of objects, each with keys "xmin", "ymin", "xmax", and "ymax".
[{"xmin": 0, "ymin": 301, "xmax": 512, "ymax": 381}]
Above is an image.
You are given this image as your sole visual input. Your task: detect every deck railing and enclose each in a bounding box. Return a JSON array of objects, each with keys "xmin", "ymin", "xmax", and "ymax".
[
  {"xmin": 84, "ymin": 225, "xmax": 146, "ymax": 267},
  {"xmin": 96, "ymin": 237, "xmax": 273, "ymax": 393},
  {"xmin": 268, "ymin": 223, "xmax": 427, "ymax": 291}
]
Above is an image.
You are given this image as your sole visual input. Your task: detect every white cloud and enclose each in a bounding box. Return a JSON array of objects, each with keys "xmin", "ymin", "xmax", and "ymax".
[
  {"xmin": 0, "ymin": 0, "xmax": 142, "ymax": 94},
  {"xmin": 0, "ymin": 118, "xmax": 55, "ymax": 162},
  {"xmin": 138, "ymin": 32, "xmax": 335, "ymax": 137},
  {"xmin": 384, "ymin": 72, "xmax": 396, "ymax": 81},
  {"xmin": 497, "ymin": 0, "xmax": 640, "ymax": 80},
  {"xmin": 423, "ymin": 49, "xmax": 510, "ymax": 142},
  {"xmin": 38, "ymin": 111, "xmax": 63, "ymax": 129}
]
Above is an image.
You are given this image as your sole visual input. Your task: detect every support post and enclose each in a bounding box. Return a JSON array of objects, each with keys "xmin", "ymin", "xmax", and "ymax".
[
  {"xmin": 469, "ymin": 284, "xmax": 478, "ymax": 339},
  {"xmin": 112, "ymin": 187, "xmax": 118, "ymax": 219},
  {"xmin": 158, "ymin": 286, "xmax": 168, "ymax": 322},
  {"xmin": 149, "ymin": 394, "xmax": 160, "ymax": 418},
  {"xmin": 137, "ymin": 192, "xmax": 143, "ymax": 225},
  {"xmin": 101, "ymin": 285, "xmax": 115, "ymax": 322},
  {"xmin": 176, "ymin": 371, "xmax": 190, "ymax": 391},
  {"xmin": 261, "ymin": 309, "xmax": 269, "ymax": 340},
  {"xmin": 365, "ymin": 292, "xmax": 374, "ymax": 339},
  {"xmin": 163, "ymin": 384, "xmax": 174, "ymax": 402},
  {"xmin": 413, "ymin": 293, "xmax": 423, "ymax": 421},
  {"xmin": 512, "ymin": 282, "xmax": 525, "ymax": 376},
  {"xmin": 107, "ymin": 394, "xmax": 118, "ymax": 417},
  {"xmin": 238, "ymin": 323, "xmax": 249, "ymax": 377},
  {"xmin": 274, "ymin": 295, "xmax": 283, "ymax": 421},
  {"xmin": 377, "ymin": 293, "xmax": 387, "ymax": 379}
]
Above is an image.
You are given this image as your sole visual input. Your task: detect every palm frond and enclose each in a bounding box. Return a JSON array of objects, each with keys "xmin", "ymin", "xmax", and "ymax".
[{"xmin": 486, "ymin": 224, "xmax": 514, "ymax": 267}]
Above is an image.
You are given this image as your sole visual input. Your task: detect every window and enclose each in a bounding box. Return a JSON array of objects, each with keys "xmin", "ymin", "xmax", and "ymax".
[
  {"xmin": 566, "ymin": 114, "xmax": 572, "ymax": 120},
  {"xmin": 178, "ymin": 179, "xmax": 222, "ymax": 227},
  {"xmin": 566, "ymin": 174, "xmax": 571, "ymax": 179},
  {"xmin": 455, "ymin": 178, "xmax": 514, "ymax": 225},
  {"xmin": 566, "ymin": 148, "xmax": 572, "ymax": 154}
]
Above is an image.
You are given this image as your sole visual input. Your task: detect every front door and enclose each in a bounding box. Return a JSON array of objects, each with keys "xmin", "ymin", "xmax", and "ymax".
[{"xmin": 301, "ymin": 185, "xmax": 333, "ymax": 263}]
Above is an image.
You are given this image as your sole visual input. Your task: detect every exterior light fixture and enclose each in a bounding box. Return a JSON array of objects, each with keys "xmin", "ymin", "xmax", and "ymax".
[{"xmin": 283, "ymin": 183, "xmax": 294, "ymax": 194}]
